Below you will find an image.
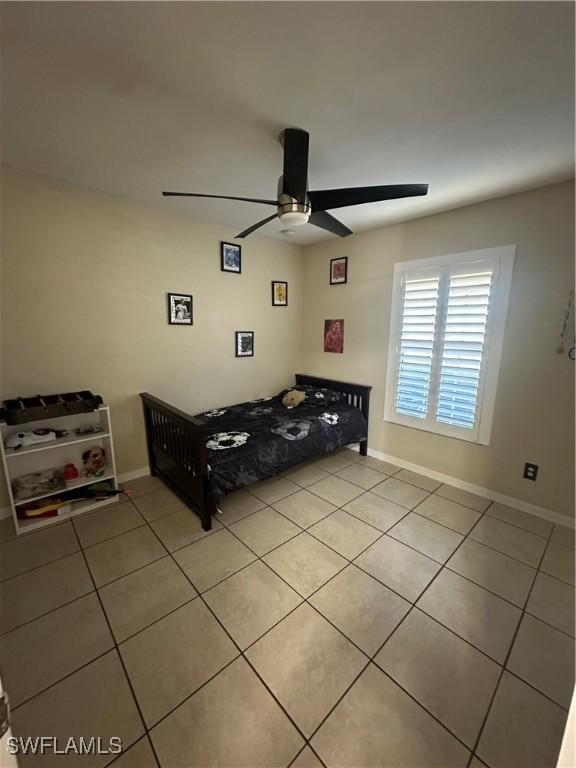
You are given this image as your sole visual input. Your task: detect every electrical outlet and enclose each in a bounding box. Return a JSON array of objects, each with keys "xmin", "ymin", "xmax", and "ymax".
[{"xmin": 523, "ymin": 462, "xmax": 539, "ymax": 481}]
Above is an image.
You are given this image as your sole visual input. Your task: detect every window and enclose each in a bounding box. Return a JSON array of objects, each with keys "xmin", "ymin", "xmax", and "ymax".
[{"xmin": 384, "ymin": 246, "xmax": 515, "ymax": 444}]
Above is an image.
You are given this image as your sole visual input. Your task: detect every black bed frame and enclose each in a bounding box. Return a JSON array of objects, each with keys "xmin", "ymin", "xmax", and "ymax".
[{"xmin": 140, "ymin": 374, "xmax": 371, "ymax": 531}]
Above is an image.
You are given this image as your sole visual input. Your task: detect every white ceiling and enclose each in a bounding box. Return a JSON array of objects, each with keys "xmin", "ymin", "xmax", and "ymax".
[{"xmin": 1, "ymin": 2, "xmax": 574, "ymax": 244}]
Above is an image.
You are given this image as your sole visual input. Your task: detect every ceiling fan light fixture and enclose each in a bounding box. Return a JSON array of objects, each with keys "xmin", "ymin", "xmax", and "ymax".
[{"xmin": 278, "ymin": 210, "xmax": 309, "ymax": 226}]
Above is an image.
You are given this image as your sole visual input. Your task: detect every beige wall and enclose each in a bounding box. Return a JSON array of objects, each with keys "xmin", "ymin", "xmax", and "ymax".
[
  {"xmin": 300, "ymin": 181, "xmax": 575, "ymax": 520},
  {"xmin": 0, "ymin": 167, "xmax": 304, "ymax": 502}
]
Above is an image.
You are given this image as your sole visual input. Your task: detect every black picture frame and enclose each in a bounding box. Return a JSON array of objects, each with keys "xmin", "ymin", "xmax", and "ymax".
[
  {"xmin": 235, "ymin": 331, "xmax": 254, "ymax": 357},
  {"xmin": 271, "ymin": 281, "xmax": 288, "ymax": 307},
  {"xmin": 221, "ymin": 241, "xmax": 242, "ymax": 273},
  {"xmin": 330, "ymin": 256, "xmax": 348, "ymax": 285},
  {"xmin": 167, "ymin": 293, "xmax": 193, "ymax": 325}
]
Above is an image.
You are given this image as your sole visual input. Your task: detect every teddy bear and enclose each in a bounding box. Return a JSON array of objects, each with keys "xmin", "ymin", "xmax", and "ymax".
[{"xmin": 282, "ymin": 389, "xmax": 307, "ymax": 409}]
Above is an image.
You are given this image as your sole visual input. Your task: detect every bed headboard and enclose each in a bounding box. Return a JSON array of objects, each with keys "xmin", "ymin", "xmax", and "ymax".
[{"xmin": 294, "ymin": 373, "xmax": 372, "ymax": 426}]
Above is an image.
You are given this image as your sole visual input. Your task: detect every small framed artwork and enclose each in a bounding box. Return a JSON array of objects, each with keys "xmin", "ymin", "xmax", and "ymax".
[
  {"xmin": 330, "ymin": 256, "xmax": 348, "ymax": 285},
  {"xmin": 271, "ymin": 281, "xmax": 288, "ymax": 306},
  {"xmin": 324, "ymin": 319, "xmax": 344, "ymax": 353},
  {"xmin": 221, "ymin": 241, "xmax": 241, "ymax": 273},
  {"xmin": 235, "ymin": 331, "xmax": 254, "ymax": 357},
  {"xmin": 167, "ymin": 293, "xmax": 193, "ymax": 325}
]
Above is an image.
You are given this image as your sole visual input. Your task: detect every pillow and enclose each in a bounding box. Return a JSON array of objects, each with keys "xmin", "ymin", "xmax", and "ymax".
[{"xmin": 279, "ymin": 384, "xmax": 344, "ymax": 405}]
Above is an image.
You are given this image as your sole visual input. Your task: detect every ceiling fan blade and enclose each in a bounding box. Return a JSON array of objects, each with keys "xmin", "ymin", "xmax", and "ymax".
[
  {"xmin": 162, "ymin": 192, "xmax": 277, "ymax": 206},
  {"xmin": 308, "ymin": 184, "xmax": 429, "ymax": 212},
  {"xmin": 309, "ymin": 211, "xmax": 353, "ymax": 238},
  {"xmin": 281, "ymin": 128, "xmax": 309, "ymax": 203},
  {"xmin": 235, "ymin": 213, "xmax": 278, "ymax": 239}
]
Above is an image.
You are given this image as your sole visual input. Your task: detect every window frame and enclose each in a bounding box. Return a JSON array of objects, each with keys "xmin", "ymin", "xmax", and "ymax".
[{"xmin": 384, "ymin": 245, "xmax": 516, "ymax": 445}]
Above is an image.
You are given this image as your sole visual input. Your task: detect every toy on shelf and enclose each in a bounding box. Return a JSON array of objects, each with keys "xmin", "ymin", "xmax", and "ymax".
[
  {"xmin": 5, "ymin": 428, "xmax": 69, "ymax": 451},
  {"xmin": 12, "ymin": 468, "xmax": 65, "ymax": 501},
  {"xmin": 82, "ymin": 446, "xmax": 106, "ymax": 477},
  {"xmin": 64, "ymin": 463, "xmax": 79, "ymax": 483},
  {"xmin": 74, "ymin": 425, "xmax": 105, "ymax": 436}
]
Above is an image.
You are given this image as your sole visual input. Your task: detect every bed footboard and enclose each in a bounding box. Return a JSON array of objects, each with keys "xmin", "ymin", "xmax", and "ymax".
[{"xmin": 140, "ymin": 393, "xmax": 214, "ymax": 530}]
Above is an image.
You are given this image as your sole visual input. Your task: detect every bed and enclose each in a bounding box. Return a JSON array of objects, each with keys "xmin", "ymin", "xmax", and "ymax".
[{"xmin": 140, "ymin": 374, "xmax": 371, "ymax": 531}]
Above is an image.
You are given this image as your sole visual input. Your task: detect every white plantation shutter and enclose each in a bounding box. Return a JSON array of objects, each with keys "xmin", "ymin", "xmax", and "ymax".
[{"xmin": 385, "ymin": 247, "xmax": 515, "ymax": 445}]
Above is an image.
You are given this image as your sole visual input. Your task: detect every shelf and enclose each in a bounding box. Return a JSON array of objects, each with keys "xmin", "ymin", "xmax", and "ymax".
[
  {"xmin": 13, "ymin": 472, "xmax": 115, "ymax": 506},
  {"xmin": 16, "ymin": 493, "xmax": 121, "ymax": 534},
  {"xmin": 5, "ymin": 431, "xmax": 110, "ymax": 459}
]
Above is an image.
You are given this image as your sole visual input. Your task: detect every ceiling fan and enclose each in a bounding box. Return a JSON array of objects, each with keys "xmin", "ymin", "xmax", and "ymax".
[{"xmin": 163, "ymin": 128, "xmax": 429, "ymax": 239}]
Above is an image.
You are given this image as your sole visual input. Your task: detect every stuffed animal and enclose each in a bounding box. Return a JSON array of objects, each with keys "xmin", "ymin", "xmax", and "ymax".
[
  {"xmin": 82, "ymin": 446, "xmax": 106, "ymax": 477},
  {"xmin": 282, "ymin": 389, "xmax": 307, "ymax": 409}
]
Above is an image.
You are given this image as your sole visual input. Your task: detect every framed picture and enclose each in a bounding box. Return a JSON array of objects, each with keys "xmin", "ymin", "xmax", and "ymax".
[
  {"xmin": 330, "ymin": 256, "xmax": 348, "ymax": 285},
  {"xmin": 235, "ymin": 331, "xmax": 254, "ymax": 357},
  {"xmin": 167, "ymin": 293, "xmax": 193, "ymax": 325},
  {"xmin": 221, "ymin": 242, "xmax": 241, "ymax": 273},
  {"xmin": 324, "ymin": 319, "xmax": 344, "ymax": 353},
  {"xmin": 271, "ymin": 281, "xmax": 288, "ymax": 306}
]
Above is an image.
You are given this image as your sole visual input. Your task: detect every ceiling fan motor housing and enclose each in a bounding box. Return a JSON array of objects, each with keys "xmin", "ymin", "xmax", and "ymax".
[{"xmin": 277, "ymin": 176, "xmax": 310, "ymax": 225}]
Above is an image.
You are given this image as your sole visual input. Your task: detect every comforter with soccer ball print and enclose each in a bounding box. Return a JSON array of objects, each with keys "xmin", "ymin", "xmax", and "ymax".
[{"xmin": 195, "ymin": 392, "xmax": 367, "ymax": 501}]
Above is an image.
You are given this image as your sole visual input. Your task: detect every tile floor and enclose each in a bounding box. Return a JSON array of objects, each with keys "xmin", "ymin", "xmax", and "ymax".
[{"xmin": 0, "ymin": 448, "xmax": 574, "ymax": 767}]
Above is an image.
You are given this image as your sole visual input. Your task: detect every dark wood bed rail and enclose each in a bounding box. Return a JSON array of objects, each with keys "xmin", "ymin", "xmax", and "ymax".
[{"xmin": 140, "ymin": 374, "xmax": 371, "ymax": 532}]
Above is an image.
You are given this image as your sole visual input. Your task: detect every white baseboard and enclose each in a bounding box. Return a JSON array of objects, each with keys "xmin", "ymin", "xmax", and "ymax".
[
  {"xmin": 359, "ymin": 445, "xmax": 574, "ymax": 530},
  {"xmin": 0, "ymin": 467, "xmax": 151, "ymax": 521}
]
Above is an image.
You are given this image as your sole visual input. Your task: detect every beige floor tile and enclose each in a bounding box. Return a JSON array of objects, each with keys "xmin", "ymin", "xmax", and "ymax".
[
  {"xmin": 174, "ymin": 528, "xmax": 256, "ymax": 592},
  {"xmin": 371, "ymin": 477, "xmax": 429, "ymax": 509},
  {"xmin": 249, "ymin": 477, "xmax": 300, "ymax": 505},
  {"xmin": 388, "ymin": 512, "xmax": 463, "ymax": 563},
  {"xmin": 312, "ymin": 452, "xmax": 357, "ymax": 473},
  {"xmin": 203, "ymin": 561, "xmax": 302, "ymax": 649},
  {"xmin": 507, "ymin": 613, "xmax": 575, "ymax": 708},
  {"xmin": 469, "ymin": 758, "xmax": 488, "ymax": 768},
  {"xmin": 395, "ymin": 469, "xmax": 441, "ymax": 492},
  {"xmin": 150, "ymin": 508, "xmax": 221, "ymax": 552},
  {"xmin": 151, "ymin": 658, "xmax": 303, "ymax": 768},
  {"xmin": 540, "ymin": 541, "xmax": 575, "ymax": 585},
  {"xmin": 309, "ymin": 510, "xmax": 381, "ymax": 560},
  {"xmin": 264, "ymin": 532, "xmax": 347, "ymax": 597},
  {"xmin": 0, "ymin": 593, "xmax": 113, "ymax": 706},
  {"xmin": 123, "ymin": 474, "xmax": 164, "ymax": 499},
  {"xmin": 282, "ymin": 464, "xmax": 330, "ymax": 487},
  {"xmin": 414, "ymin": 494, "xmax": 481, "ymax": 535},
  {"xmin": 470, "ymin": 515, "xmax": 548, "ymax": 567},
  {"xmin": 0, "ymin": 552, "xmax": 93, "ymax": 634},
  {"xmin": 551, "ymin": 523, "xmax": 575, "ymax": 550},
  {"xmin": 486, "ymin": 502, "xmax": 553, "ymax": 538},
  {"xmin": 343, "ymin": 492, "xmax": 408, "ymax": 532},
  {"xmin": 336, "ymin": 463, "xmax": 384, "ymax": 490},
  {"xmin": 10, "ymin": 651, "xmax": 144, "ymax": 768},
  {"xmin": 356, "ymin": 456, "xmax": 400, "ymax": 475},
  {"xmin": 0, "ymin": 522, "xmax": 78, "ymax": 581},
  {"xmin": 113, "ymin": 737, "xmax": 158, "ymax": 768},
  {"xmin": 246, "ymin": 603, "xmax": 367, "ymax": 736},
  {"xmin": 273, "ymin": 489, "xmax": 336, "ymax": 529},
  {"xmin": 85, "ymin": 526, "xmax": 166, "ymax": 587},
  {"xmin": 375, "ymin": 608, "xmax": 500, "ymax": 748},
  {"xmin": 435, "ymin": 484, "xmax": 490, "ymax": 512},
  {"xmin": 447, "ymin": 539, "xmax": 536, "ymax": 607},
  {"xmin": 217, "ymin": 489, "xmax": 267, "ymax": 525},
  {"xmin": 417, "ymin": 569, "xmax": 521, "ymax": 663},
  {"xmin": 527, "ymin": 572, "xmax": 575, "ymax": 636},
  {"xmin": 99, "ymin": 556, "xmax": 196, "ymax": 642},
  {"xmin": 290, "ymin": 746, "xmax": 323, "ymax": 768},
  {"xmin": 311, "ymin": 663, "xmax": 469, "ymax": 767},
  {"xmin": 355, "ymin": 535, "xmax": 441, "ymax": 602},
  {"xmin": 230, "ymin": 507, "xmax": 300, "ymax": 556},
  {"xmin": 311, "ymin": 565, "xmax": 410, "ymax": 655},
  {"xmin": 337, "ymin": 448, "xmax": 362, "ymax": 462},
  {"xmin": 477, "ymin": 672, "xmax": 567, "ymax": 768},
  {"xmin": 120, "ymin": 599, "xmax": 237, "ymax": 726},
  {"xmin": 308, "ymin": 475, "xmax": 365, "ymax": 507},
  {"xmin": 74, "ymin": 501, "xmax": 145, "ymax": 548},
  {"xmin": 133, "ymin": 487, "xmax": 186, "ymax": 523}
]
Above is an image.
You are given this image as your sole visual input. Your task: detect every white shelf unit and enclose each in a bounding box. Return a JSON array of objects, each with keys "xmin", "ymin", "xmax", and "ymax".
[{"xmin": 0, "ymin": 406, "xmax": 120, "ymax": 536}]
